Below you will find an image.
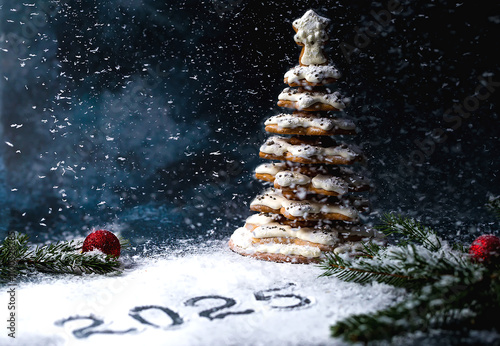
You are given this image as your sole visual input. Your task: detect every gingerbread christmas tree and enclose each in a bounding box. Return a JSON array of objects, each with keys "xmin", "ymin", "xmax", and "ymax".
[{"xmin": 229, "ymin": 10, "xmax": 382, "ymax": 263}]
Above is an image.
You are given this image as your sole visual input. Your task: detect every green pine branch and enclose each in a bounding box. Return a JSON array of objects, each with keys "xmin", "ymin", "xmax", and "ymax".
[
  {"xmin": 319, "ymin": 214, "xmax": 500, "ymax": 343},
  {"xmin": 377, "ymin": 213, "xmax": 442, "ymax": 252},
  {"xmin": 320, "ymin": 240, "xmax": 469, "ymax": 291},
  {"xmin": 319, "ymin": 251, "xmax": 418, "ymax": 288},
  {"xmin": 331, "ymin": 264, "xmax": 499, "ymax": 343},
  {"xmin": 1, "ymin": 232, "xmax": 123, "ymax": 284}
]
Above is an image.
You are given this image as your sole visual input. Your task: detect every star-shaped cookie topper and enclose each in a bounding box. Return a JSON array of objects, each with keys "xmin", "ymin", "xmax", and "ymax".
[{"xmin": 292, "ymin": 9, "xmax": 331, "ymax": 66}]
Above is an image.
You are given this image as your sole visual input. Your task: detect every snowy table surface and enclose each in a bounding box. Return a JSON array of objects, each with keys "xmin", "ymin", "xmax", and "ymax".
[
  {"xmin": 3, "ymin": 238, "xmax": 499, "ymax": 346},
  {"xmin": 0, "ymin": 239, "xmax": 408, "ymax": 346}
]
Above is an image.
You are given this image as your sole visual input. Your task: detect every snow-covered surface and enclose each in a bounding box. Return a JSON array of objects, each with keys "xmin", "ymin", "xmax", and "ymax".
[{"xmin": 0, "ymin": 240, "xmax": 405, "ymax": 346}]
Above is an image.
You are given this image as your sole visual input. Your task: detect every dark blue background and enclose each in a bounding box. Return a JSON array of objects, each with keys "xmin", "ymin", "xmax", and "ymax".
[{"xmin": 0, "ymin": 0, "xmax": 499, "ymax": 246}]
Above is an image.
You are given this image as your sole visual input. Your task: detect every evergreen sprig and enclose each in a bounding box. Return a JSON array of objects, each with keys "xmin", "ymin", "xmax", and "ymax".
[
  {"xmin": 377, "ymin": 213, "xmax": 442, "ymax": 251},
  {"xmin": 0, "ymin": 232, "xmax": 123, "ymax": 284},
  {"xmin": 320, "ymin": 213, "xmax": 500, "ymax": 343},
  {"xmin": 320, "ymin": 251, "xmax": 417, "ymax": 288}
]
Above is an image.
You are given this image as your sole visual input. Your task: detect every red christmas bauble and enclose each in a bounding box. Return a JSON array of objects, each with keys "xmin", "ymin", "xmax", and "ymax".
[
  {"xmin": 469, "ymin": 234, "xmax": 500, "ymax": 264},
  {"xmin": 82, "ymin": 230, "xmax": 121, "ymax": 258}
]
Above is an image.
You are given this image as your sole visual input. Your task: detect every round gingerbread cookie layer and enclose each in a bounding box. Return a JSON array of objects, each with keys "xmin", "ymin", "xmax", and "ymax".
[
  {"xmin": 243, "ymin": 213, "xmax": 376, "ymax": 240},
  {"xmin": 228, "ymin": 227, "xmax": 321, "ymax": 264},
  {"xmin": 246, "ymin": 219, "xmax": 339, "ymax": 245},
  {"xmin": 251, "ymin": 237, "xmax": 335, "ymax": 252},
  {"xmin": 284, "ymin": 65, "xmax": 341, "ymax": 87},
  {"xmin": 272, "ymin": 170, "xmax": 349, "ymax": 197},
  {"xmin": 249, "ymin": 189, "xmax": 358, "ymax": 222},
  {"xmin": 246, "ymin": 223, "xmax": 380, "ymax": 249},
  {"xmin": 254, "ymin": 163, "xmax": 371, "ymax": 193},
  {"xmin": 259, "ymin": 136, "xmax": 362, "ymax": 166},
  {"xmin": 264, "ymin": 113, "xmax": 356, "ymax": 136},
  {"xmin": 259, "ymin": 151, "xmax": 360, "ymax": 165},
  {"xmin": 265, "ymin": 123, "xmax": 355, "ymax": 136},
  {"xmin": 229, "ymin": 239, "xmax": 321, "ymax": 264},
  {"xmin": 277, "ymin": 87, "xmax": 350, "ymax": 112},
  {"xmin": 279, "ymin": 206, "xmax": 354, "ymax": 222},
  {"xmin": 244, "ymin": 212, "xmax": 332, "ymax": 229}
]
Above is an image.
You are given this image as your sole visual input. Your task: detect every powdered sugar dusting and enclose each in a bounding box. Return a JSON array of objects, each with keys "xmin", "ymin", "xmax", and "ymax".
[{"xmin": 0, "ymin": 240, "xmax": 405, "ymax": 345}]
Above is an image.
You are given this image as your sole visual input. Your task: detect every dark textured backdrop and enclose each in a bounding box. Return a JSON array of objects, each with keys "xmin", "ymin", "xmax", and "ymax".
[{"xmin": 0, "ymin": 0, "xmax": 499, "ymax": 245}]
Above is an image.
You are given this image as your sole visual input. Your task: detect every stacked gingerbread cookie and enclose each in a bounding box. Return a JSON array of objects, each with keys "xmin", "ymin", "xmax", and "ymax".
[{"xmin": 229, "ymin": 10, "xmax": 382, "ymax": 263}]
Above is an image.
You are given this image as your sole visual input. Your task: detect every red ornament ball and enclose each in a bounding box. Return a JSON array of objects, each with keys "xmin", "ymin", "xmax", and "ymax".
[
  {"xmin": 469, "ymin": 234, "xmax": 500, "ymax": 264},
  {"xmin": 82, "ymin": 230, "xmax": 121, "ymax": 258}
]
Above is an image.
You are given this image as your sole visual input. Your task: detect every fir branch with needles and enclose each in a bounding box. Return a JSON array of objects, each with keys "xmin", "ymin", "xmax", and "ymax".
[
  {"xmin": 331, "ymin": 268, "xmax": 497, "ymax": 341},
  {"xmin": 376, "ymin": 213, "xmax": 442, "ymax": 251},
  {"xmin": 0, "ymin": 231, "xmax": 125, "ymax": 284},
  {"xmin": 320, "ymin": 213, "xmax": 500, "ymax": 343}
]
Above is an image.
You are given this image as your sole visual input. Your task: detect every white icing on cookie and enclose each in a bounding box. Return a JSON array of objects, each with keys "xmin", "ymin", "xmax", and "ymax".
[
  {"xmin": 257, "ymin": 242, "xmax": 321, "ymax": 257},
  {"xmin": 284, "ymin": 199, "xmax": 356, "ymax": 219},
  {"xmin": 245, "ymin": 213, "xmax": 278, "ymax": 226},
  {"xmin": 251, "ymin": 189, "xmax": 358, "ymax": 219},
  {"xmin": 260, "ymin": 136, "xmax": 359, "ymax": 162},
  {"xmin": 231, "ymin": 227, "xmax": 254, "ymax": 249},
  {"xmin": 250, "ymin": 189, "xmax": 286, "ymax": 210},
  {"xmin": 252, "ymin": 223, "xmax": 338, "ymax": 245},
  {"xmin": 260, "ymin": 136, "xmax": 290, "ymax": 157},
  {"xmin": 293, "ymin": 10, "xmax": 330, "ymax": 65},
  {"xmin": 255, "ymin": 162, "xmax": 287, "ymax": 176},
  {"xmin": 285, "ymin": 65, "xmax": 341, "ymax": 84},
  {"xmin": 278, "ymin": 87, "xmax": 350, "ymax": 110},
  {"xmin": 251, "ymin": 223, "xmax": 292, "ymax": 238},
  {"xmin": 255, "ymin": 163, "xmax": 369, "ymax": 191},
  {"xmin": 231, "ymin": 227, "xmax": 321, "ymax": 257},
  {"xmin": 274, "ymin": 171, "xmax": 311, "ymax": 187},
  {"xmin": 245, "ymin": 214, "xmax": 382, "ymax": 240},
  {"xmin": 311, "ymin": 175, "xmax": 348, "ymax": 195},
  {"xmin": 265, "ymin": 113, "xmax": 355, "ymax": 131}
]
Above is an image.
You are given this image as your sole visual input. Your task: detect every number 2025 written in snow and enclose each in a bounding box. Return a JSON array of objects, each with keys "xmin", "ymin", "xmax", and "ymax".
[{"xmin": 55, "ymin": 283, "xmax": 313, "ymax": 339}]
